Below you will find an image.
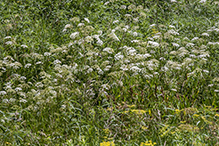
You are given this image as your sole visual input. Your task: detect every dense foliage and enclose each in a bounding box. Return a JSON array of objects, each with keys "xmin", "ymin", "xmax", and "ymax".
[{"xmin": 0, "ymin": 0, "xmax": 219, "ymax": 145}]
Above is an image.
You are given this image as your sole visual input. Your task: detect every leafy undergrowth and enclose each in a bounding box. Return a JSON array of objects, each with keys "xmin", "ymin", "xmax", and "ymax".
[{"xmin": 0, "ymin": 0, "xmax": 219, "ymax": 145}]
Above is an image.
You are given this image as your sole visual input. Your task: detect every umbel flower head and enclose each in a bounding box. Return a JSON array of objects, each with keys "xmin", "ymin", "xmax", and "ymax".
[{"xmin": 70, "ymin": 32, "xmax": 79, "ymax": 39}]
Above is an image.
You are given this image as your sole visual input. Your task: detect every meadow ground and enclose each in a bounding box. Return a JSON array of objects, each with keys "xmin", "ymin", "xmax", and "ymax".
[{"xmin": 0, "ymin": 0, "xmax": 219, "ymax": 145}]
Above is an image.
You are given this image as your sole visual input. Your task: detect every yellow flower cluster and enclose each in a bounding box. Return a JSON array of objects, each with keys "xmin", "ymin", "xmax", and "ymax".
[
  {"xmin": 100, "ymin": 141, "xmax": 115, "ymax": 146},
  {"xmin": 140, "ymin": 140, "xmax": 157, "ymax": 146},
  {"xmin": 131, "ymin": 109, "xmax": 147, "ymax": 114}
]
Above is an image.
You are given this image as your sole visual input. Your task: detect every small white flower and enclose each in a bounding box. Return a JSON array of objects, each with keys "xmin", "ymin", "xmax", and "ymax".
[
  {"xmin": 133, "ymin": 32, "xmax": 138, "ymax": 37},
  {"xmin": 87, "ymin": 68, "xmax": 93, "ymax": 73},
  {"xmin": 150, "ymin": 50, "xmax": 155, "ymax": 54},
  {"xmin": 98, "ymin": 30, "xmax": 103, "ymax": 35},
  {"xmin": 35, "ymin": 82, "xmax": 43, "ymax": 88},
  {"xmin": 123, "ymin": 28, "xmax": 127, "ymax": 32},
  {"xmin": 207, "ymin": 42, "xmax": 219, "ymax": 45},
  {"xmin": 171, "ymin": 89, "xmax": 177, "ymax": 92},
  {"xmin": 171, "ymin": 0, "xmax": 177, "ymax": 2},
  {"xmin": 20, "ymin": 99, "xmax": 27, "ymax": 103},
  {"xmin": 21, "ymin": 45, "xmax": 28, "ymax": 48},
  {"xmin": 124, "ymin": 25, "xmax": 129, "ymax": 29},
  {"xmin": 208, "ymin": 84, "xmax": 214, "ymax": 87},
  {"xmin": 36, "ymin": 61, "xmax": 42, "ymax": 65},
  {"xmin": 191, "ymin": 37, "xmax": 199, "ymax": 41},
  {"xmin": 186, "ymin": 43, "xmax": 195, "ymax": 47},
  {"xmin": 104, "ymin": 65, "xmax": 111, "ymax": 71},
  {"xmin": 44, "ymin": 52, "xmax": 51, "ymax": 56},
  {"xmin": 214, "ymin": 28, "xmax": 219, "ymax": 32},
  {"xmin": 159, "ymin": 57, "xmax": 165, "ymax": 60},
  {"xmin": 203, "ymin": 70, "xmax": 209, "ymax": 73},
  {"xmin": 96, "ymin": 39, "xmax": 103, "ymax": 46},
  {"xmin": 5, "ymin": 41, "xmax": 13, "ymax": 45},
  {"xmin": 9, "ymin": 98, "xmax": 16, "ymax": 103},
  {"xmin": 25, "ymin": 63, "xmax": 32, "ymax": 68},
  {"xmin": 150, "ymin": 24, "xmax": 156, "ymax": 27},
  {"xmin": 126, "ymin": 47, "xmax": 136, "ymax": 55},
  {"xmin": 85, "ymin": 36, "xmax": 93, "ymax": 43},
  {"xmin": 168, "ymin": 29, "xmax": 179, "ymax": 35},
  {"xmin": 197, "ymin": 54, "xmax": 209, "ymax": 58},
  {"xmin": 20, "ymin": 76, "xmax": 26, "ymax": 80},
  {"xmin": 103, "ymin": 47, "xmax": 114, "ymax": 54},
  {"xmin": 109, "ymin": 32, "xmax": 120, "ymax": 41},
  {"xmin": 130, "ymin": 66, "xmax": 141, "ymax": 72},
  {"xmin": 120, "ymin": 5, "xmax": 126, "ymax": 9},
  {"xmin": 199, "ymin": 0, "xmax": 206, "ymax": 3},
  {"xmin": 202, "ymin": 33, "xmax": 209, "ymax": 36},
  {"xmin": 133, "ymin": 17, "xmax": 139, "ymax": 22},
  {"xmin": 169, "ymin": 25, "xmax": 176, "ymax": 28},
  {"xmin": 2, "ymin": 99, "xmax": 9, "ymax": 103},
  {"xmin": 0, "ymin": 91, "xmax": 7, "ymax": 95},
  {"xmin": 70, "ymin": 32, "xmax": 79, "ymax": 39},
  {"xmin": 131, "ymin": 40, "xmax": 139, "ymax": 43},
  {"xmin": 61, "ymin": 104, "xmax": 66, "ymax": 109},
  {"xmin": 148, "ymin": 41, "xmax": 159, "ymax": 47},
  {"xmin": 64, "ymin": 24, "xmax": 72, "ymax": 29},
  {"xmin": 104, "ymin": 1, "xmax": 110, "ymax": 5},
  {"xmin": 125, "ymin": 14, "xmax": 132, "ymax": 17},
  {"xmin": 78, "ymin": 38, "xmax": 84, "ymax": 45},
  {"xmin": 4, "ymin": 36, "xmax": 11, "ymax": 39},
  {"xmin": 120, "ymin": 65, "xmax": 129, "ymax": 71},
  {"xmin": 153, "ymin": 35, "xmax": 160, "ymax": 39},
  {"xmin": 183, "ymin": 37, "xmax": 189, "ymax": 40},
  {"xmin": 189, "ymin": 54, "xmax": 196, "ymax": 58},
  {"xmin": 172, "ymin": 43, "xmax": 180, "ymax": 47},
  {"xmin": 113, "ymin": 20, "xmax": 119, "ymax": 24},
  {"xmin": 214, "ymin": 90, "xmax": 219, "ymax": 92},
  {"xmin": 77, "ymin": 23, "xmax": 84, "ymax": 27},
  {"xmin": 15, "ymin": 87, "xmax": 22, "ymax": 92},
  {"xmin": 114, "ymin": 52, "xmax": 124, "ymax": 60},
  {"xmin": 54, "ymin": 59, "xmax": 61, "ymax": 64},
  {"xmin": 101, "ymin": 84, "xmax": 109, "ymax": 90},
  {"xmin": 143, "ymin": 53, "xmax": 151, "ymax": 58},
  {"xmin": 97, "ymin": 68, "xmax": 104, "ymax": 75},
  {"xmin": 84, "ymin": 18, "xmax": 90, "ymax": 23}
]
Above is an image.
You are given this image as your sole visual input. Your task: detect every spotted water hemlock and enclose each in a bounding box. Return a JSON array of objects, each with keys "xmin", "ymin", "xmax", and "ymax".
[
  {"xmin": 167, "ymin": 29, "xmax": 179, "ymax": 35},
  {"xmin": 70, "ymin": 32, "xmax": 79, "ymax": 39},
  {"xmin": 108, "ymin": 31, "xmax": 120, "ymax": 41},
  {"xmin": 202, "ymin": 33, "xmax": 209, "ymax": 36},
  {"xmin": 148, "ymin": 41, "xmax": 159, "ymax": 47},
  {"xmin": 172, "ymin": 43, "xmax": 180, "ymax": 47},
  {"xmin": 103, "ymin": 47, "xmax": 114, "ymax": 54},
  {"xmin": 0, "ymin": 91, "xmax": 7, "ymax": 95},
  {"xmin": 199, "ymin": 0, "xmax": 206, "ymax": 3},
  {"xmin": 4, "ymin": 36, "xmax": 11, "ymax": 39},
  {"xmin": 84, "ymin": 18, "xmax": 90, "ymax": 23}
]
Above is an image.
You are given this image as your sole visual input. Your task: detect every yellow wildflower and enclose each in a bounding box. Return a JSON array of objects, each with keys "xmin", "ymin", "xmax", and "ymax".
[
  {"xmin": 103, "ymin": 128, "xmax": 110, "ymax": 134},
  {"xmin": 131, "ymin": 109, "xmax": 147, "ymax": 114},
  {"xmin": 175, "ymin": 109, "xmax": 181, "ymax": 114},
  {"xmin": 5, "ymin": 142, "xmax": 11, "ymax": 145},
  {"xmin": 100, "ymin": 141, "xmax": 115, "ymax": 146},
  {"xmin": 180, "ymin": 121, "xmax": 186, "ymax": 124},
  {"xmin": 128, "ymin": 104, "xmax": 136, "ymax": 108},
  {"xmin": 193, "ymin": 114, "xmax": 199, "ymax": 117},
  {"xmin": 141, "ymin": 126, "xmax": 148, "ymax": 130},
  {"xmin": 140, "ymin": 140, "xmax": 157, "ymax": 146},
  {"xmin": 148, "ymin": 109, "xmax": 151, "ymax": 116}
]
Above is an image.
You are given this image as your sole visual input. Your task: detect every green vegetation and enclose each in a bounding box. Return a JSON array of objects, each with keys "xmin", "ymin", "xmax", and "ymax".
[{"xmin": 0, "ymin": 0, "xmax": 219, "ymax": 145}]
